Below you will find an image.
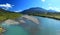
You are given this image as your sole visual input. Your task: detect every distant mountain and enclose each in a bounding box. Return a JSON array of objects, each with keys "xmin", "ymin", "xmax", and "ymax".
[
  {"xmin": 21, "ymin": 7, "xmax": 60, "ymax": 14},
  {"xmin": 21, "ymin": 7, "xmax": 48, "ymax": 14},
  {"xmin": 0, "ymin": 8, "xmax": 16, "ymax": 13}
]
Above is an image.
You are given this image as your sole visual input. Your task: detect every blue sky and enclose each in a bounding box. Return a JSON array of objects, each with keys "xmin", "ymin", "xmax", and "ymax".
[{"xmin": 0, "ymin": 0, "xmax": 60, "ymax": 12}]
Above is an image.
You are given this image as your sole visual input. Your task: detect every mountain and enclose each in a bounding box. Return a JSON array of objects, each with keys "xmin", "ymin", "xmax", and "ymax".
[
  {"xmin": 21, "ymin": 7, "xmax": 60, "ymax": 14},
  {"xmin": 21, "ymin": 7, "xmax": 48, "ymax": 14},
  {"xmin": 0, "ymin": 8, "xmax": 22, "ymax": 22},
  {"xmin": 20, "ymin": 7, "xmax": 60, "ymax": 20}
]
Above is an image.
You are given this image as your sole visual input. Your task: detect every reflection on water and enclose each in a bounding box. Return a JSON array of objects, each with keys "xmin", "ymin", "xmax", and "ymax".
[
  {"xmin": 1, "ymin": 16, "xmax": 60, "ymax": 35},
  {"xmin": 36, "ymin": 16, "xmax": 60, "ymax": 35}
]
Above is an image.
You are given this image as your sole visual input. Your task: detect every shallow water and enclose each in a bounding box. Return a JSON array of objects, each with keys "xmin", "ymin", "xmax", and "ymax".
[
  {"xmin": 2, "ymin": 16, "xmax": 60, "ymax": 35},
  {"xmin": 36, "ymin": 16, "xmax": 60, "ymax": 35},
  {"xmin": 3, "ymin": 25, "xmax": 28, "ymax": 35}
]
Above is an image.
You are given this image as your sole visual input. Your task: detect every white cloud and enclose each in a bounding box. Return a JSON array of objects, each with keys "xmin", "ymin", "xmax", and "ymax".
[
  {"xmin": 49, "ymin": 7, "xmax": 54, "ymax": 10},
  {"xmin": 0, "ymin": 3, "xmax": 14, "ymax": 10},
  {"xmin": 15, "ymin": 10, "xmax": 22, "ymax": 12},
  {"xmin": 48, "ymin": 6, "xmax": 60, "ymax": 12},
  {"xmin": 41, "ymin": 0, "xmax": 45, "ymax": 2}
]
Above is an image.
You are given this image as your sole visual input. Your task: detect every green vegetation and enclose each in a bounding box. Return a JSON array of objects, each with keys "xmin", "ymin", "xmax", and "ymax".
[
  {"xmin": 27, "ymin": 12, "xmax": 60, "ymax": 20},
  {"xmin": 0, "ymin": 9, "xmax": 22, "ymax": 22}
]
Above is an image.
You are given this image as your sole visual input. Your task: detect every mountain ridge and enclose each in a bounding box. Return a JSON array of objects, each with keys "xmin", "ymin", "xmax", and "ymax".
[
  {"xmin": 20, "ymin": 7, "xmax": 60, "ymax": 20},
  {"xmin": 20, "ymin": 7, "xmax": 60, "ymax": 14}
]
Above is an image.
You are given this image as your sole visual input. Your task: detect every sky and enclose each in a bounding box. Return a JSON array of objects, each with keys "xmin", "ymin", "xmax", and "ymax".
[{"xmin": 0, "ymin": 0, "xmax": 60, "ymax": 12}]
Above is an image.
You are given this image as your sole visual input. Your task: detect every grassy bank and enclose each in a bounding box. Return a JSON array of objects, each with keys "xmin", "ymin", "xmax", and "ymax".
[
  {"xmin": 28, "ymin": 13, "xmax": 60, "ymax": 20},
  {"xmin": 0, "ymin": 12, "xmax": 22, "ymax": 22}
]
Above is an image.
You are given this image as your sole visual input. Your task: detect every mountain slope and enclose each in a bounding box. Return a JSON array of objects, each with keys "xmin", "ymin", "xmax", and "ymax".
[
  {"xmin": 20, "ymin": 7, "xmax": 60, "ymax": 20},
  {"xmin": 21, "ymin": 7, "xmax": 60, "ymax": 14},
  {"xmin": 0, "ymin": 9, "xmax": 22, "ymax": 22},
  {"xmin": 21, "ymin": 7, "xmax": 48, "ymax": 14}
]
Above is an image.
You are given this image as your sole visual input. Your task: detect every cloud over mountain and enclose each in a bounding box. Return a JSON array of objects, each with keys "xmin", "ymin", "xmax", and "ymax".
[{"xmin": 0, "ymin": 3, "xmax": 14, "ymax": 10}]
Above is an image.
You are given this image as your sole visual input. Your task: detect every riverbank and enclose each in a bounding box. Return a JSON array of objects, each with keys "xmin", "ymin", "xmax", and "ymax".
[
  {"xmin": 0, "ymin": 9, "xmax": 22, "ymax": 23},
  {"xmin": 0, "ymin": 27, "xmax": 6, "ymax": 35},
  {"xmin": 28, "ymin": 14, "xmax": 60, "ymax": 20},
  {"xmin": 2, "ymin": 15, "xmax": 39, "ymax": 25}
]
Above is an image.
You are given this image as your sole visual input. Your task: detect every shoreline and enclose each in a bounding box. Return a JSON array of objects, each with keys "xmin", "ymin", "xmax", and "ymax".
[
  {"xmin": 0, "ymin": 27, "xmax": 6, "ymax": 35},
  {"xmin": 28, "ymin": 15, "xmax": 60, "ymax": 20}
]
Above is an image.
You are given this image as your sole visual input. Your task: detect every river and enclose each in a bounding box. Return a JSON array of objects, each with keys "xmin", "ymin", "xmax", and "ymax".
[{"xmin": 2, "ymin": 16, "xmax": 60, "ymax": 35}]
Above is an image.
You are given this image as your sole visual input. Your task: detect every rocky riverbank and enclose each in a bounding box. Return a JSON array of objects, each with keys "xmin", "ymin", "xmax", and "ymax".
[{"xmin": 0, "ymin": 27, "xmax": 6, "ymax": 35}]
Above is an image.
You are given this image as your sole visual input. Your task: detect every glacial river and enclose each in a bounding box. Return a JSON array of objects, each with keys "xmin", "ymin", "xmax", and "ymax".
[{"xmin": 2, "ymin": 16, "xmax": 60, "ymax": 35}]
